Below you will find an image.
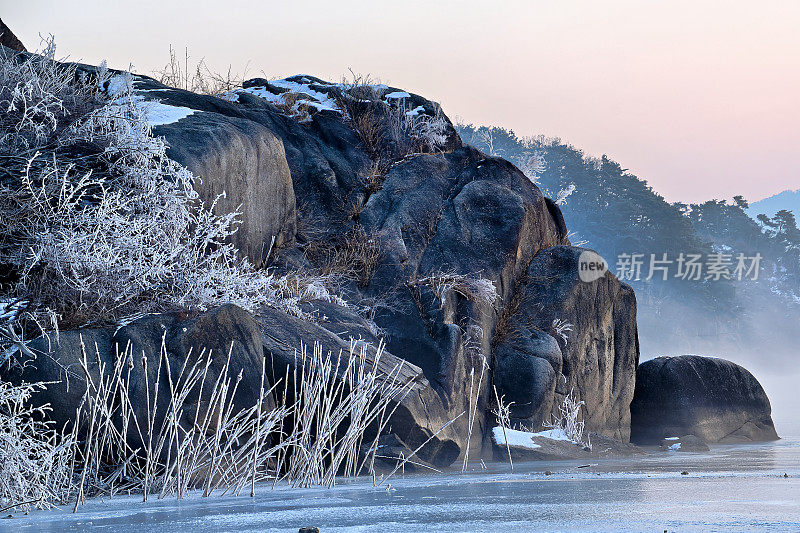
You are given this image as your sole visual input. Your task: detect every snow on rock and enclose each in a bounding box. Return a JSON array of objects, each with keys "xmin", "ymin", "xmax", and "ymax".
[
  {"xmin": 532, "ymin": 428, "xmax": 572, "ymax": 442},
  {"xmin": 238, "ymin": 77, "xmax": 341, "ymax": 114},
  {"xmin": 269, "ymin": 79, "xmax": 340, "ymax": 112},
  {"xmin": 492, "ymin": 426, "xmax": 582, "ymax": 450},
  {"xmin": 137, "ymin": 100, "xmax": 196, "ymax": 127},
  {"xmin": 237, "ymin": 85, "xmax": 284, "ymax": 105},
  {"xmin": 103, "ymin": 74, "xmax": 196, "ymax": 127},
  {"xmin": 492, "ymin": 427, "xmax": 542, "ymax": 450},
  {"xmin": 235, "ymin": 76, "xmax": 440, "ymax": 124},
  {"xmin": 384, "ymin": 90, "xmax": 411, "ymax": 100}
]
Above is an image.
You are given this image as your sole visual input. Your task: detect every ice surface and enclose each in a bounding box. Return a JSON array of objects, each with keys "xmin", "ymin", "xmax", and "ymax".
[{"xmin": 8, "ymin": 437, "xmax": 800, "ymax": 532}]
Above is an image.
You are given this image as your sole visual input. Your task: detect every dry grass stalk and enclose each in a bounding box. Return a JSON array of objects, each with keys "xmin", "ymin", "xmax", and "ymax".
[
  {"xmin": 413, "ymin": 272, "xmax": 498, "ymax": 308},
  {"xmin": 544, "ymin": 388, "xmax": 591, "ymax": 450},
  {"xmin": 154, "ymin": 45, "xmax": 248, "ymax": 96},
  {"xmin": 0, "ymin": 334, "xmax": 419, "ymax": 511},
  {"xmin": 492, "ymin": 386, "xmax": 514, "ymax": 471}
]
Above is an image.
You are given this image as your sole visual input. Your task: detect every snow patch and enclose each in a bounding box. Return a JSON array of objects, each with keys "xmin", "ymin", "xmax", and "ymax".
[
  {"xmin": 104, "ymin": 76, "xmax": 196, "ymax": 127},
  {"xmin": 492, "ymin": 426, "xmax": 583, "ymax": 449},
  {"xmin": 492, "ymin": 426, "xmax": 580, "ymax": 450},
  {"xmin": 531, "ymin": 428, "xmax": 572, "ymax": 442},
  {"xmin": 384, "ymin": 90, "xmax": 411, "ymax": 100},
  {"xmin": 240, "ymin": 79, "xmax": 341, "ymax": 114},
  {"xmin": 492, "ymin": 427, "xmax": 541, "ymax": 450},
  {"xmin": 137, "ymin": 100, "xmax": 196, "ymax": 127}
]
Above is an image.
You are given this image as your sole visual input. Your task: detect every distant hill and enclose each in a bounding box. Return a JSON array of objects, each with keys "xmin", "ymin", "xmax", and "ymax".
[
  {"xmin": 456, "ymin": 124, "xmax": 800, "ymax": 361},
  {"xmin": 748, "ymin": 189, "xmax": 800, "ymax": 219}
]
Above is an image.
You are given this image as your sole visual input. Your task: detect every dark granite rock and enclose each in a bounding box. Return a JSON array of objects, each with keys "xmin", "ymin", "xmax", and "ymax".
[
  {"xmin": 493, "ymin": 246, "xmax": 640, "ymax": 441},
  {"xmin": 630, "ymin": 355, "xmax": 779, "ymax": 444},
  {"xmin": 0, "ymin": 19, "xmax": 26, "ymax": 52},
  {"xmin": 1, "ymin": 328, "xmax": 114, "ymax": 428}
]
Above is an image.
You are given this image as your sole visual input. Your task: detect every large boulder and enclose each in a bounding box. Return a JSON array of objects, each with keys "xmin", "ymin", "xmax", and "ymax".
[
  {"xmin": 353, "ymin": 148, "xmax": 571, "ymax": 459},
  {"xmin": 257, "ymin": 303, "xmax": 461, "ymax": 468},
  {"xmin": 114, "ymin": 304, "xmax": 273, "ymax": 440},
  {"xmin": 231, "ymin": 75, "xmax": 460, "ymax": 226},
  {"xmin": 493, "ymin": 246, "xmax": 639, "ymax": 441},
  {"xmin": 630, "ymin": 355, "xmax": 779, "ymax": 444},
  {"xmin": 493, "ymin": 329, "xmax": 562, "ymax": 423},
  {"xmin": 106, "ymin": 76, "xmax": 298, "ymax": 268},
  {"xmin": 0, "ymin": 328, "xmax": 114, "ymax": 428},
  {"xmin": 2, "ymin": 305, "xmax": 272, "ymax": 435}
]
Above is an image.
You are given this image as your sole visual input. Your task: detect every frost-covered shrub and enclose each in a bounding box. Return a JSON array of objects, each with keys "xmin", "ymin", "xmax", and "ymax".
[
  {"xmin": 555, "ymin": 183, "xmax": 576, "ymax": 206},
  {"xmin": 550, "ymin": 318, "xmax": 574, "ymax": 346},
  {"xmin": 0, "ymin": 36, "xmax": 96, "ymax": 156},
  {"xmin": 514, "ymin": 151, "xmax": 546, "ymax": 185},
  {"xmin": 414, "ymin": 272, "xmax": 498, "ymax": 307},
  {"xmin": 0, "ymin": 36, "xmax": 101, "ymax": 201},
  {"xmin": 0, "ymin": 40, "xmax": 339, "ymax": 360},
  {"xmin": 332, "ymin": 74, "xmax": 449, "ymax": 158},
  {"xmin": 0, "ymin": 381, "xmax": 74, "ymax": 510},
  {"xmin": 544, "ymin": 389, "xmax": 591, "ymax": 450},
  {"xmin": 388, "ymin": 101, "xmax": 449, "ymax": 154}
]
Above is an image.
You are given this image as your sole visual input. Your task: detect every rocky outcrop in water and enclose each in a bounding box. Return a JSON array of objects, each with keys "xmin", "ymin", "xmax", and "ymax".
[
  {"xmin": 1, "ymin": 50, "xmax": 644, "ymax": 465},
  {"xmin": 630, "ymin": 355, "xmax": 779, "ymax": 444},
  {"xmin": 493, "ymin": 246, "xmax": 639, "ymax": 441}
]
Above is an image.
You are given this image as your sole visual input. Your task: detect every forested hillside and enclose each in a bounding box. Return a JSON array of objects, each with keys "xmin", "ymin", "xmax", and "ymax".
[{"xmin": 457, "ymin": 125, "xmax": 800, "ymax": 359}]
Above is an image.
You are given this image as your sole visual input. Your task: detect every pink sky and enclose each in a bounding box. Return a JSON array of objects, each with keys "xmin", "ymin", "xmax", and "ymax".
[{"xmin": 6, "ymin": 0, "xmax": 798, "ymax": 203}]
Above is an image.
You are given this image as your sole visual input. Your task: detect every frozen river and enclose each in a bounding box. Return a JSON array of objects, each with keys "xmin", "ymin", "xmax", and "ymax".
[{"xmin": 6, "ymin": 435, "xmax": 800, "ymax": 532}]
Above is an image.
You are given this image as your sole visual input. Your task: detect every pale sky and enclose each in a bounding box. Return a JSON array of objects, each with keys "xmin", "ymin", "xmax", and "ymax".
[{"xmin": 4, "ymin": 0, "xmax": 799, "ymax": 203}]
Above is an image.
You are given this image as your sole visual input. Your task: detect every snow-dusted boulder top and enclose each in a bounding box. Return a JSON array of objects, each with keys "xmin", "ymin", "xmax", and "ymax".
[
  {"xmin": 105, "ymin": 73, "xmax": 297, "ymax": 268},
  {"xmin": 630, "ymin": 356, "xmax": 779, "ymax": 444},
  {"xmin": 105, "ymin": 72, "xmax": 463, "ymax": 268}
]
